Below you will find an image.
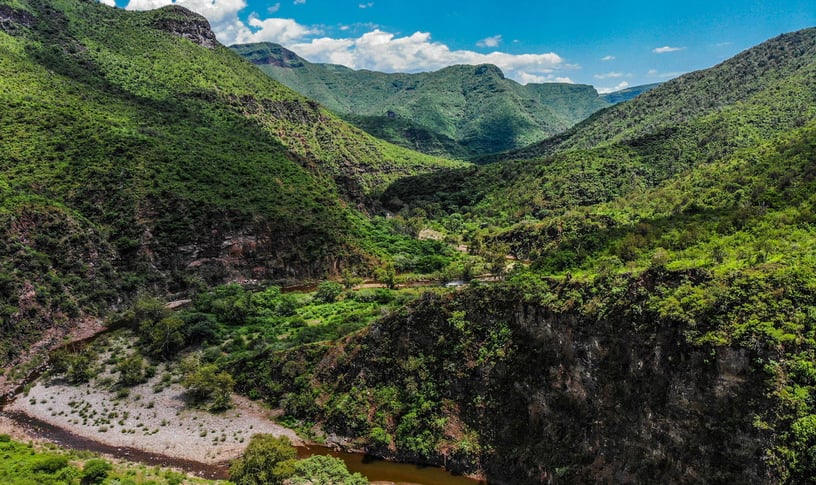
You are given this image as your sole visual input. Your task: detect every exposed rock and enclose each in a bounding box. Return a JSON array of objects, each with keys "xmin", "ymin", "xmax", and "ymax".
[
  {"xmin": 152, "ymin": 5, "xmax": 218, "ymax": 49},
  {"xmin": 0, "ymin": 4, "xmax": 35, "ymax": 33}
]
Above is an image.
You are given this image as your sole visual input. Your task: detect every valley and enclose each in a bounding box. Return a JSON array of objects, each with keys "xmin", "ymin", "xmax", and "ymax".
[{"xmin": 1, "ymin": 0, "xmax": 815, "ymax": 483}]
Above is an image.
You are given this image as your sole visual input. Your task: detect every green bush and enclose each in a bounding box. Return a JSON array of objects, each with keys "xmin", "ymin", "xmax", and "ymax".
[
  {"xmin": 314, "ymin": 281, "xmax": 344, "ymax": 304},
  {"xmin": 290, "ymin": 454, "xmax": 368, "ymax": 484},
  {"xmin": 81, "ymin": 458, "xmax": 112, "ymax": 485},
  {"xmin": 31, "ymin": 455, "xmax": 69, "ymax": 474},
  {"xmin": 229, "ymin": 434, "xmax": 297, "ymax": 485}
]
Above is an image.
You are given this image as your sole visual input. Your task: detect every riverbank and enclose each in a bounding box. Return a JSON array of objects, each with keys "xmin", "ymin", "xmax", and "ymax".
[{"xmin": 5, "ymin": 375, "xmax": 301, "ymax": 465}]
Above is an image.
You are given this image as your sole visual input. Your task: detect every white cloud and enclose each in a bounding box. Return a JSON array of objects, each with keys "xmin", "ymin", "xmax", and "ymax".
[
  {"xmin": 290, "ymin": 29, "xmax": 564, "ymax": 82},
  {"xmin": 518, "ymin": 72, "xmax": 573, "ymax": 84},
  {"xmin": 652, "ymin": 45, "xmax": 685, "ymax": 54},
  {"xmin": 715, "ymin": 41, "xmax": 733, "ymax": 47},
  {"xmin": 293, "ymin": 0, "xmax": 305, "ymax": 4},
  {"xmin": 600, "ymin": 55, "xmax": 615, "ymax": 61},
  {"xmin": 597, "ymin": 81, "xmax": 629, "ymax": 94},
  {"xmin": 99, "ymin": 0, "xmax": 116, "ymax": 5},
  {"xmin": 593, "ymin": 71, "xmax": 623, "ymax": 80},
  {"xmin": 123, "ymin": 1, "xmax": 569, "ymax": 82},
  {"xmin": 477, "ymin": 34, "xmax": 502, "ymax": 48},
  {"xmin": 267, "ymin": 2, "xmax": 280, "ymax": 13},
  {"xmin": 359, "ymin": 2, "xmax": 374, "ymax": 8},
  {"xmin": 126, "ymin": 0, "xmax": 246, "ymax": 24}
]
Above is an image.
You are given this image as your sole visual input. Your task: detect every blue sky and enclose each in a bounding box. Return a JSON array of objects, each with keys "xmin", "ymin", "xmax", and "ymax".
[{"xmin": 112, "ymin": 0, "xmax": 815, "ymax": 92}]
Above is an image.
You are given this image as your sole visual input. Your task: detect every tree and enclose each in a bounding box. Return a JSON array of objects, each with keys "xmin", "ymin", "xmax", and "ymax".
[
  {"xmin": 115, "ymin": 353, "xmax": 146, "ymax": 387},
  {"xmin": 375, "ymin": 261, "xmax": 397, "ymax": 290},
  {"xmin": 181, "ymin": 361, "xmax": 234, "ymax": 411},
  {"xmin": 341, "ymin": 269, "xmax": 363, "ymax": 290},
  {"xmin": 65, "ymin": 351, "xmax": 96, "ymax": 384},
  {"xmin": 314, "ymin": 281, "xmax": 343, "ymax": 304},
  {"xmin": 229, "ymin": 434, "xmax": 297, "ymax": 485},
  {"xmin": 81, "ymin": 459, "xmax": 112, "ymax": 485},
  {"xmin": 140, "ymin": 315, "xmax": 185, "ymax": 359}
]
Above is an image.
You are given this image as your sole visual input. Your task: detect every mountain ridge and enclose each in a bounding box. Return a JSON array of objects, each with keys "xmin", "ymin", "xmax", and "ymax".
[{"xmin": 231, "ymin": 41, "xmax": 611, "ymax": 159}]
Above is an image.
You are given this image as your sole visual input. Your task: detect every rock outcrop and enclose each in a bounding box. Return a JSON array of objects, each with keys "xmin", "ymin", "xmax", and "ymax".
[{"xmin": 152, "ymin": 5, "xmax": 218, "ymax": 49}]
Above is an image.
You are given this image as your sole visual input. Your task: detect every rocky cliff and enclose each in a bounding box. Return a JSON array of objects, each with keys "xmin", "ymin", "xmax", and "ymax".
[{"xmin": 235, "ymin": 272, "xmax": 777, "ymax": 483}]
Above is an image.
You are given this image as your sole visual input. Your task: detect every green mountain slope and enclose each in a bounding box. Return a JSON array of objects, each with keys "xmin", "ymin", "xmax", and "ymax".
[
  {"xmin": 223, "ymin": 29, "xmax": 816, "ymax": 483},
  {"xmin": 231, "ymin": 42, "xmax": 611, "ymax": 159},
  {"xmin": 388, "ymin": 28, "xmax": 816, "ymax": 220},
  {"xmin": 0, "ymin": 0, "xmax": 460, "ymax": 362},
  {"xmin": 501, "ymin": 29, "xmax": 816, "ymax": 161}
]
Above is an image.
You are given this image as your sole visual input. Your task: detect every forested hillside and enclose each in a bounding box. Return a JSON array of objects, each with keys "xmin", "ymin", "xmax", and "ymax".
[
  {"xmin": 232, "ymin": 42, "xmax": 610, "ymax": 159},
  {"xmin": 226, "ymin": 28, "xmax": 816, "ymax": 483},
  {"xmin": 0, "ymin": 0, "xmax": 460, "ymax": 363},
  {"xmin": 387, "ymin": 29, "xmax": 816, "ymax": 222},
  {"xmin": 3, "ymin": 0, "xmax": 816, "ymax": 483}
]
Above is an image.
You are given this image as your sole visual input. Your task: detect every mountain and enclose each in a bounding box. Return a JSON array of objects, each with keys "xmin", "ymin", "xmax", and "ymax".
[
  {"xmin": 231, "ymin": 42, "xmax": 611, "ymax": 159},
  {"xmin": 392, "ymin": 28, "xmax": 816, "ymax": 216},
  {"xmin": 231, "ymin": 28, "xmax": 816, "ymax": 483},
  {"xmin": 599, "ymin": 82, "xmax": 661, "ymax": 103},
  {"xmin": 0, "ymin": 0, "xmax": 461, "ymax": 363}
]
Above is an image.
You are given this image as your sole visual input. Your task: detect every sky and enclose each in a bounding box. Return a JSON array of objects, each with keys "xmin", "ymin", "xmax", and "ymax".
[{"xmin": 106, "ymin": 0, "xmax": 815, "ymax": 93}]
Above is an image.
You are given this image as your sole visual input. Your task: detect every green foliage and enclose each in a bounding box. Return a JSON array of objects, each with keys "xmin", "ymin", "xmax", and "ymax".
[
  {"xmin": 0, "ymin": 437, "xmax": 217, "ymax": 484},
  {"xmin": 81, "ymin": 459, "xmax": 112, "ymax": 485},
  {"xmin": 140, "ymin": 316, "xmax": 185, "ymax": 359},
  {"xmin": 0, "ymin": 0, "xmax": 460, "ymax": 365},
  {"xmin": 289, "ymin": 455, "xmax": 368, "ymax": 485},
  {"xmin": 314, "ymin": 281, "xmax": 344, "ymax": 304},
  {"xmin": 64, "ymin": 350, "xmax": 96, "ymax": 384},
  {"xmin": 229, "ymin": 434, "xmax": 297, "ymax": 485},
  {"xmin": 115, "ymin": 353, "xmax": 147, "ymax": 387},
  {"xmin": 181, "ymin": 356, "xmax": 234, "ymax": 411}
]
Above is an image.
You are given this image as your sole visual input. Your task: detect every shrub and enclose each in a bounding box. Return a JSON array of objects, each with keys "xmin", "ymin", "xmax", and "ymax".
[
  {"xmin": 31, "ymin": 455, "xmax": 69, "ymax": 474},
  {"xmin": 290, "ymin": 454, "xmax": 368, "ymax": 484},
  {"xmin": 81, "ymin": 458, "xmax": 112, "ymax": 485},
  {"xmin": 230, "ymin": 434, "xmax": 297, "ymax": 485},
  {"xmin": 314, "ymin": 281, "xmax": 344, "ymax": 304}
]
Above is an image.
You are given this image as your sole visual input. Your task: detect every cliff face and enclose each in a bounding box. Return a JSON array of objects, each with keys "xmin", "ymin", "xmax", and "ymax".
[
  {"xmin": 236, "ymin": 274, "xmax": 774, "ymax": 484},
  {"xmin": 151, "ymin": 5, "xmax": 218, "ymax": 49}
]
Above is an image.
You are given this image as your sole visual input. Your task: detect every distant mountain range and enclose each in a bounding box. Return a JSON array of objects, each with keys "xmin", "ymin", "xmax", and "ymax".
[{"xmin": 231, "ymin": 42, "xmax": 657, "ymax": 159}]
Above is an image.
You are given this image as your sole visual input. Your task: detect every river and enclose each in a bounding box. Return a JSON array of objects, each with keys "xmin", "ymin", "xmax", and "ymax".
[
  {"xmin": 2, "ymin": 409, "xmax": 482, "ymax": 484},
  {"xmin": 0, "ymin": 327, "xmax": 484, "ymax": 485}
]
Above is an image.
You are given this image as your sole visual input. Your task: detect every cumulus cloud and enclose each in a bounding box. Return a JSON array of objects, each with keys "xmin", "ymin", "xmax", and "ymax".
[
  {"xmin": 600, "ymin": 55, "xmax": 615, "ymax": 61},
  {"xmin": 290, "ymin": 29, "xmax": 564, "ymax": 81},
  {"xmin": 597, "ymin": 81, "xmax": 629, "ymax": 94},
  {"xmin": 123, "ymin": 0, "xmax": 568, "ymax": 82},
  {"xmin": 477, "ymin": 35, "xmax": 502, "ymax": 48},
  {"xmin": 267, "ymin": 2, "xmax": 280, "ymax": 13},
  {"xmin": 518, "ymin": 72, "xmax": 573, "ymax": 84},
  {"xmin": 652, "ymin": 45, "xmax": 685, "ymax": 54},
  {"xmin": 593, "ymin": 71, "xmax": 623, "ymax": 80},
  {"xmin": 127, "ymin": 0, "xmax": 248, "ymax": 24},
  {"xmin": 99, "ymin": 0, "xmax": 116, "ymax": 5}
]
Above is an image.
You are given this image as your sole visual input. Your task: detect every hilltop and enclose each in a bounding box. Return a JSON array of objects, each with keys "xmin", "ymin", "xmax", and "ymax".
[{"xmin": 231, "ymin": 42, "xmax": 611, "ymax": 159}]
